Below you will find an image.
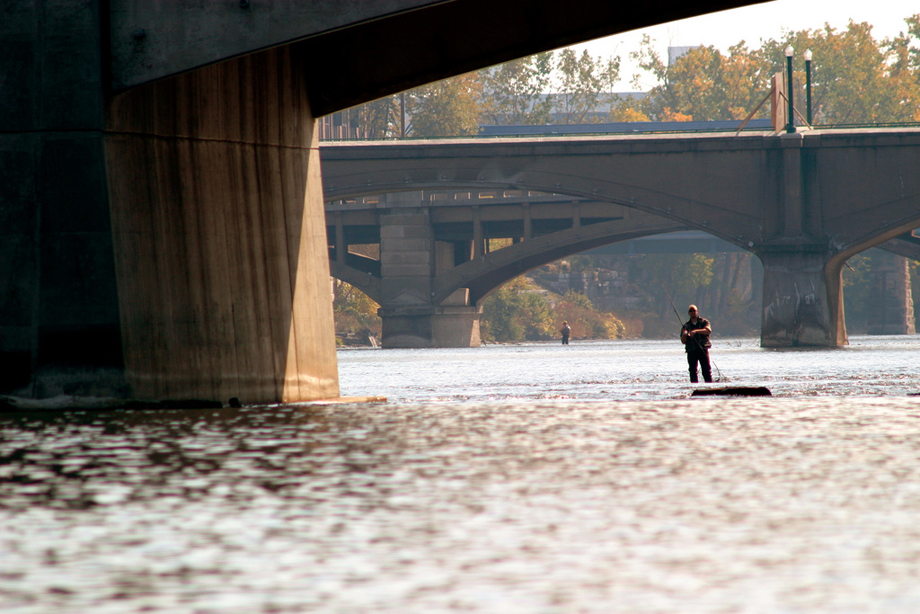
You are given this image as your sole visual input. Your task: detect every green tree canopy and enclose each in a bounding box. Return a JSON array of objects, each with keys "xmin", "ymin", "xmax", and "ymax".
[
  {"xmin": 553, "ymin": 49, "xmax": 621, "ymax": 124},
  {"xmin": 477, "ymin": 52, "xmax": 555, "ymax": 125},
  {"xmin": 332, "ymin": 281, "xmax": 381, "ymax": 337},
  {"xmin": 628, "ymin": 253, "xmax": 714, "ymax": 319},
  {"xmin": 406, "ymin": 72, "xmax": 482, "ymax": 137},
  {"xmin": 480, "ymin": 277, "xmax": 554, "ymax": 342}
]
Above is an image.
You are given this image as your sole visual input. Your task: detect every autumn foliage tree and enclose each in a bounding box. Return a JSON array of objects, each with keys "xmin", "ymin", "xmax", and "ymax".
[
  {"xmin": 332, "ymin": 281, "xmax": 381, "ymax": 339},
  {"xmin": 553, "ymin": 290, "xmax": 626, "ymax": 340},
  {"xmin": 480, "ymin": 277, "xmax": 555, "ymax": 342},
  {"xmin": 357, "ymin": 95, "xmax": 403, "ymax": 139},
  {"xmin": 629, "ymin": 16, "xmax": 920, "ymax": 124},
  {"xmin": 406, "ymin": 72, "xmax": 482, "ymax": 137},
  {"xmin": 762, "ymin": 19, "xmax": 920, "ymax": 124}
]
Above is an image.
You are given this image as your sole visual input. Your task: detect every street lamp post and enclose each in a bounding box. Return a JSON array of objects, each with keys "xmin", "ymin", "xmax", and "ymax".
[
  {"xmin": 785, "ymin": 45, "xmax": 795, "ymax": 133},
  {"xmin": 803, "ymin": 49, "xmax": 813, "ymax": 125}
]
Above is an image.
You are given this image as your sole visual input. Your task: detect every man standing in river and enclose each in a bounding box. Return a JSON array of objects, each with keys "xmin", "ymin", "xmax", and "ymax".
[{"xmin": 681, "ymin": 304, "xmax": 712, "ymax": 383}]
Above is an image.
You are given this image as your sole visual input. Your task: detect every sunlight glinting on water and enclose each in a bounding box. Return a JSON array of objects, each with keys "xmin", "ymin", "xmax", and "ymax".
[
  {"xmin": 337, "ymin": 336, "xmax": 920, "ymax": 403},
  {"xmin": 3, "ymin": 336, "xmax": 920, "ymax": 613}
]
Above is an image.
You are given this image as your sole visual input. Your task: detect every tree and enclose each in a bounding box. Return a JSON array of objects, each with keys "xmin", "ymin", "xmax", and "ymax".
[
  {"xmin": 631, "ymin": 38, "xmax": 769, "ymax": 121},
  {"xmin": 406, "ymin": 73, "xmax": 482, "ymax": 137},
  {"xmin": 884, "ymin": 16, "xmax": 920, "ymax": 122},
  {"xmin": 626, "ymin": 253, "xmax": 714, "ymax": 337},
  {"xmin": 608, "ymin": 100, "xmax": 650, "ymax": 122},
  {"xmin": 553, "ymin": 49, "xmax": 621, "ymax": 124},
  {"xmin": 357, "ymin": 95, "xmax": 402, "ymax": 139},
  {"xmin": 554, "ymin": 290, "xmax": 626, "ymax": 340},
  {"xmin": 631, "ymin": 18, "xmax": 920, "ymax": 125},
  {"xmin": 762, "ymin": 22, "xmax": 900, "ymax": 124},
  {"xmin": 478, "ymin": 52, "xmax": 555, "ymax": 125},
  {"xmin": 842, "ymin": 252, "xmax": 873, "ymax": 332},
  {"xmin": 480, "ymin": 277, "xmax": 555, "ymax": 342},
  {"xmin": 332, "ymin": 281, "xmax": 381, "ymax": 337}
]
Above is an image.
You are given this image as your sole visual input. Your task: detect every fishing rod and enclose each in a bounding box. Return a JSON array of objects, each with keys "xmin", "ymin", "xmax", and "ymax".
[
  {"xmin": 661, "ymin": 284, "xmax": 685, "ymax": 329},
  {"xmin": 661, "ymin": 284, "xmax": 723, "ymax": 382}
]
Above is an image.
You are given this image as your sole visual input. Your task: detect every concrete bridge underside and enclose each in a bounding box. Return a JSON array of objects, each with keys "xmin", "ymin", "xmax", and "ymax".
[
  {"xmin": 321, "ymin": 129, "xmax": 920, "ymax": 348},
  {"xmin": 4, "ymin": 0, "xmax": 775, "ymax": 401}
]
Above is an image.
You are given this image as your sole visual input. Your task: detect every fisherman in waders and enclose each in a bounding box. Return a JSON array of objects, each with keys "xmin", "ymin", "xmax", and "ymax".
[
  {"xmin": 560, "ymin": 321, "xmax": 571, "ymax": 345},
  {"xmin": 681, "ymin": 304, "xmax": 712, "ymax": 383}
]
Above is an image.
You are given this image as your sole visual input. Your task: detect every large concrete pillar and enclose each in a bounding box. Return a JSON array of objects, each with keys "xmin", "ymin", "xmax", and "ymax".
[
  {"xmin": 759, "ymin": 246, "xmax": 846, "ymax": 347},
  {"xmin": 106, "ymin": 47, "xmax": 339, "ymax": 403},
  {"xmin": 1, "ymin": 2, "xmax": 124, "ymax": 397},
  {"xmin": 1, "ymin": 4, "xmax": 338, "ymax": 402},
  {"xmin": 377, "ymin": 202, "xmax": 480, "ymax": 347},
  {"xmin": 380, "ymin": 303, "xmax": 482, "ymax": 348},
  {"xmin": 866, "ymin": 251, "xmax": 916, "ymax": 335},
  {"xmin": 757, "ymin": 132, "xmax": 845, "ymax": 348}
]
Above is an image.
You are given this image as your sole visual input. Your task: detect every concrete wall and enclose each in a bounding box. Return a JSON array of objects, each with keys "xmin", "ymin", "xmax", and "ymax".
[
  {"xmin": 0, "ymin": 1, "xmax": 124, "ymax": 395},
  {"xmin": 106, "ymin": 46, "xmax": 339, "ymax": 403}
]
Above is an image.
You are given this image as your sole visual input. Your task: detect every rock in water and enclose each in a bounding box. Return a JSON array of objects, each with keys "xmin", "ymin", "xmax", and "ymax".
[{"xmin": 691, "ymin": 386, "xmax": 771, "ymax": 397}]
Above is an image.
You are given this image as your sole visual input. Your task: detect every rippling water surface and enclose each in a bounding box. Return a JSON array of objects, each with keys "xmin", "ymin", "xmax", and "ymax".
[{"xmin": 4, "ymin": 336, "xmax": 920, "ymax": 613}]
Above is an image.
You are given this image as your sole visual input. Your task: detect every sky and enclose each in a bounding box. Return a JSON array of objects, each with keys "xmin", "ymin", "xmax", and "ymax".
[{"xmin": 569, "ymin": 0, "xmax": 918, "ymax": 91}]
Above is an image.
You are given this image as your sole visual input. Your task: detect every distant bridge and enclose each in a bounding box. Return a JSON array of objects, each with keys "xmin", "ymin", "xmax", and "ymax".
[{"xmin": 322, "ymin": 127, "xmax": 920, "ymax": 348}]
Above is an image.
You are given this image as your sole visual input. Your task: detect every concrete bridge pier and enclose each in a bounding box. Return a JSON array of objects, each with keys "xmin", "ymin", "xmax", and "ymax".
[
  {"xmin": 866, "ymin": 252, "xmax": 916, "ymax": 335},
  {"xmin": 4, "ymin": 4, "xmax": 339, "ymax": 404},
  {"xmin": 106, "ymin": 47, "xmax": 339, "ymax": 403},
  {"xmin": 377, "ymin": 199, "xmax": 481, "ymax": 348},
  {"xmin": 379, "ymin": 303, "xmax": 482, "ymax": 348},
  {"xmin": 758, "ymin": 245, "xmax": 846, "ymax": 347},
  {"xmin": 757, "ymin": 131, "xmax": 847, "ymax": 348}
]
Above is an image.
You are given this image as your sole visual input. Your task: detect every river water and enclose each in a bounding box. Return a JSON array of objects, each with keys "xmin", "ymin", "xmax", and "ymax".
[{"xmin": 3, "ymin": 336, "xmax": 920, "ymax": 613}]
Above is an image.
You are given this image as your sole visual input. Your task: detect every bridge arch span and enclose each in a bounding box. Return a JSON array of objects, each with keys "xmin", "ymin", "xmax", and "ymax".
[
  {"xmin": 827, "ymin": 202, "xmax": 920, "ymax": 273},
  {"xmin": 329, "ymin": 261, "xmax": 383, "ymax": 305},
  {"xmin": 432, "ymin": 219, "xmax": 688, "ymax": 306},
  {"xmin": 319, "ymin": 135, "xmax": 782, "ymax": 266},
  {"xmin": 325, "ymin": 177, "xmax": 752, "ymax": 253}
]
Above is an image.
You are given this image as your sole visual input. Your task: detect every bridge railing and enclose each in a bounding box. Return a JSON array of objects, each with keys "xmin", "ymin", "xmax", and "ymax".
[{"xmin": 320, "ymin": 119, "xmax": 920, "ymax": 142}]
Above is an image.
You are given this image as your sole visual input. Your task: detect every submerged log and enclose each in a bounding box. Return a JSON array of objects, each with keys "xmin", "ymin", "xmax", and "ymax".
[{"xmin": 691, "ymin": 386, "xmax": 772, "ymax": 397}]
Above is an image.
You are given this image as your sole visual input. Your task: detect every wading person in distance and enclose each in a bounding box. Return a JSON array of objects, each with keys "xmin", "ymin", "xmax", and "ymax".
[
  {"xmin": 560, "ymin": 321, "xmax": 571, "ymax": 345},
  {"xmin": 681, "ymin": 304, "xmax": 712, "ymax": 383}
]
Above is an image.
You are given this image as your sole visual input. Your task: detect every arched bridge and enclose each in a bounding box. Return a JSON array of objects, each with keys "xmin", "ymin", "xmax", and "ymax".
[{"xmin": 321, "ymin": 128, "xmax": 920, "ymax": 348}]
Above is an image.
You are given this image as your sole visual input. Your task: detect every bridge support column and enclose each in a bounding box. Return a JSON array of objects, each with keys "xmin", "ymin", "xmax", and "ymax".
[
  {"xmin": 378, "ymin": 204, "xmax": 481, "ymax": 347},
  {"xmin": 758, "ymin": 246, "xmax": 846, "ymax": 347},
  {"xmin": 5, "ymin": 8, "xmax": 339, "ymax": 403},
  {"xmin": 866, "ymin": 252, "xmax": 916, "ymax": 335},
  {"xmin": 105, "ymin": 47, "xmax": 339, "ymax": 403},
  {"xmin": 2, "ymin": 4, "xmax": 124, "ymax": 397},
  {"xmin": 379, "ymin": 303, "xmax": 482, "ymax": 348}
]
